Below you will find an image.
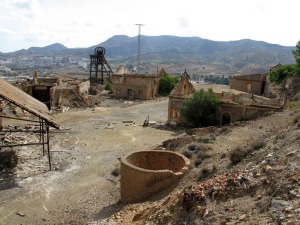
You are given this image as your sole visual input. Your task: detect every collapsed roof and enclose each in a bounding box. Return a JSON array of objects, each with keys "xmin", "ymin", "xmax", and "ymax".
[{"xmin": 0, "ymin": 78, "xmax": 59, "ymax": 129}]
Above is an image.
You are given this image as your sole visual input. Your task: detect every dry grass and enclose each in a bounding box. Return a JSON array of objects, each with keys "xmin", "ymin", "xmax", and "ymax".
[
  {"xmin": 229, "ymin": 146, "xmax": 253, "ymax": 165},
  {"xmin": 194, "ymin": 158, "xmax": 202, "ymax": 167},
  {"xmin": 182, "ymin": 150, "xmax": 194, "ymax": 158},
  {"xmin": 111, "ymin": 167, "xmax": 120, "ymax": 177},
  {"xmin": 197, "ymin": 151, "xmax": 211, "ymax": 161},
  {"xmin": 251, "ymin": 140, "xmax": 266, "ymax": 150}
]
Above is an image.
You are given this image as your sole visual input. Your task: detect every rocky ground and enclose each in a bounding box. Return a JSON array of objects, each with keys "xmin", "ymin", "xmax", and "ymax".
[
  {"xmin": 0, "ymin": 83, "xmax": 300, "ymax": 224},
  {"xmin": 99, "ymin": 108, "xmax": 300, "ymax": 225}
]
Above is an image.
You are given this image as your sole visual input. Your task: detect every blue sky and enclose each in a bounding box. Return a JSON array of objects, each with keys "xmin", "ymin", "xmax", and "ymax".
[{"xmin": 0, "ymin": 0, "xmax": 299, "ymax": 53}]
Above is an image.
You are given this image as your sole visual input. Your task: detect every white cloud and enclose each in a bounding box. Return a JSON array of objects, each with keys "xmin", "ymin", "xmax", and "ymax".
[{"xmin": 0, "ymin": 0, "xmax": 299, "ymax": 52}]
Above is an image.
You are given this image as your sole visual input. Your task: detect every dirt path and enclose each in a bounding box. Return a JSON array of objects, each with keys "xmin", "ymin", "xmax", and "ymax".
[{"xmin": 0, "ymin": 98, "xmax": 176, "ymax": 224}]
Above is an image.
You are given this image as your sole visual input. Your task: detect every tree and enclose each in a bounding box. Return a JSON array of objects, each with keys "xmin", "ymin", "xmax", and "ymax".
[
  {"xmin": 158, "ymin": 75, "xmax": 179, "ymax": 96},
  {"xmin": 292, "ymin": 40, "xmax": 300, "ymax": 68},
  {"xmin": 181, "ymin": 89, "xmax": 220, "ymax": 127},
  {"xmin": 269, "ymin": 64, "xmax": 297, "ymax": 84}
]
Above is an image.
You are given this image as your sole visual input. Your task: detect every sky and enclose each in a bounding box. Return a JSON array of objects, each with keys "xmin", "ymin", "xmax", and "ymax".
[{"xmin": 0, "ymin": 0, "xmax": 299, "ymax": 53}]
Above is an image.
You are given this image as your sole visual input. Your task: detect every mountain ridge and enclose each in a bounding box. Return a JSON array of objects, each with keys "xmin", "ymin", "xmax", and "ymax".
[{"xmin": 0, "ymin": 35, "xmax": 296, "ymax": 75}]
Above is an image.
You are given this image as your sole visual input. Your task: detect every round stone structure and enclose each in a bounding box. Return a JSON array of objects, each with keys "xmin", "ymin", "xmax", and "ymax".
[{"xmin": 120, "ymin": 150, "xmax": 190, "ymax": 203}]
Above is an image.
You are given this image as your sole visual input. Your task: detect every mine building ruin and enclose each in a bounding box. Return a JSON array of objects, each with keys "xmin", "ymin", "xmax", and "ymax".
[
  {"xmin": 17, "ymin": 71, "xmax": 90, "ymax": 111},
  {"xmin": 0, "ymin": 78, "xmax": 60, "ymax": 170},
  {"xmin": 229, "ymin": 73, "xmax": 267, "ymax": 96},
  {"xmin": 168, "ymin": 71, "xmax": 282, "ymax": 125},
  {"xmin": 111, "ymin": 66, "xmax": 163, "ymax": 100}
]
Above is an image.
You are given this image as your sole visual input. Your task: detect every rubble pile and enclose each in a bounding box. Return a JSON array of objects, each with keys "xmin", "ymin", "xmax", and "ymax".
[{"xmin": 183, "ymin": 169, "xmax": 253, "ymax": 212}]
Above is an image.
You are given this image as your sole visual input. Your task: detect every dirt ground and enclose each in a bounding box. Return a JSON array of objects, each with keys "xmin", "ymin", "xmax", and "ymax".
[
  {"xmin": 0, "ymin": 94, "xmax": 300, "ymax": 225},
  {"xmin": 0, "ymin": 97, "xmax": 177, "ymax": 224}
]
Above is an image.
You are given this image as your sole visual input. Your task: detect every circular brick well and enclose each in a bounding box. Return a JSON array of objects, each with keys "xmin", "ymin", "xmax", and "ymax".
[{"xmin": 120, "ymin": 150, "xmax": 190, "ymax": 202}]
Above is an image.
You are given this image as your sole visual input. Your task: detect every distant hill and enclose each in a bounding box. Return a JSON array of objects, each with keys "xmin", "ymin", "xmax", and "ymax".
[{"xmin": 0, "ymin": 35, "xmax": 296, "ymax": 75}]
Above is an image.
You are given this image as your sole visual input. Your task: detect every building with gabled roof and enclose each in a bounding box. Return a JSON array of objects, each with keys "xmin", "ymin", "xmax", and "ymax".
[
  {"xmin": 168, "ymin": 71, "xmax": 195, "ymax": 124},
  {"xmin": 168, "ymin": 71, "xmax": 282, "ymax": 126}
]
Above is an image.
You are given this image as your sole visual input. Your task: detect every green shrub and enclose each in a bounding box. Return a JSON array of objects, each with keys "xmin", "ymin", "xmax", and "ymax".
[
  {"xmin": 269, "ymin": 64, "xmax": 297, "ymax": 84},
  {"xmin": 158, "ymin": 75, "xmax": 179, "ymax": 96},
  {"xmin": 104, "ymin": 83, "xmax": 113, "ymax": 94},
  {"xmin": 181, "ymin": 89, "xmax": 220, "ymax": 127},
  {"xmin": 292, "ymin": 40, "xmax": 300, "ymax": 69}
]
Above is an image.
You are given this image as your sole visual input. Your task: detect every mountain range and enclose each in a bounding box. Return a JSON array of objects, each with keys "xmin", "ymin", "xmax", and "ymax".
[{"xmin": 0, "ymin": 35, "xmax": 296, "ymax": 75}]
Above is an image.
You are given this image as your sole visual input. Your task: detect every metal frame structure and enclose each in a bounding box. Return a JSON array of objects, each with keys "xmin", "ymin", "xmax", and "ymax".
[
  {"xmin": 89, "ymin": 47, "xmax": 113, "ymax": 85},
  {"xmin": 0, "ymin": 114, "xmax": 52, "ymax": 170},
  {"xmin": 0, "ymin": 78, "xmax": 60, "ymax": 170}
]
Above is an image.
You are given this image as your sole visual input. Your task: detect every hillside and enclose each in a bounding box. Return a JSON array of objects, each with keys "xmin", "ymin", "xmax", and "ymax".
[
  {"xmin": 99, "ymin": 76, "xmax": 300, "ymax": 225},
  {"xmin": 0, "ymin": 35, "xmax": 296, "ymax": 75}
]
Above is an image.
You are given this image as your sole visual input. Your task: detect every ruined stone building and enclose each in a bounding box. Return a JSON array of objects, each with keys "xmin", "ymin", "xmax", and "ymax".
[
  {"xmin": 111, "ymin": 66, "xmax": 161, "ymax": 100},
  {"xmin": 18, "ymin": 71, "xmax": 90, "ymax": 111},
  {"xmin": 230, "ymin": 73, "xmax": 267, "ymax": 96},
  {"xmin": 168, "ymin": 71, "xmax": 282, "ymax": 125},
  {"xmin": 168, "ymin": 71, "xmax": 195, "ymax": 124}
]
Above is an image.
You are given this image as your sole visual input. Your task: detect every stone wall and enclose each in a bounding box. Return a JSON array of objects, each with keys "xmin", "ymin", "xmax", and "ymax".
[
  {"xmin": 120, "ymin": 150, "xmax": 190, "ymax": 203},
  {"xmin": 230, "ymin": 74, "xmax": 266, "ymax": 95},
  {"xmin": 112, "ymin": 74, "xmax": 159, "ymax": 100},
  {"xmin": 219, "ymin": 102, "xmax": 282, "ymax": 124},
  {"xmin": 76, "ymin": 80, "xmax": 90, "ymax": 96}
]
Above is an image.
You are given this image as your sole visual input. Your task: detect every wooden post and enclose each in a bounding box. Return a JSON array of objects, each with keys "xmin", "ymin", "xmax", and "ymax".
[
  {"xmin": 46, "ymin": 123, "xmax": 51, "ymax": 170},
  {"xmin": 0, "ymin": 106, "xmax": 3, "ymax": 130}
]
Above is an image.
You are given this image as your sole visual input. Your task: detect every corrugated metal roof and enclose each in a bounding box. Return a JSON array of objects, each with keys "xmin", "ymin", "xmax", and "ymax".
[{"xmin": 0, "ymin": 78, "xmax": 59, "ymax": 128}]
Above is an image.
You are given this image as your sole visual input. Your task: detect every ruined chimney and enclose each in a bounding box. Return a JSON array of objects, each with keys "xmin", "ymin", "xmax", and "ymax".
[{"xmin": 33, "ymin": 71, "xmax": 38, "ymax": 84}]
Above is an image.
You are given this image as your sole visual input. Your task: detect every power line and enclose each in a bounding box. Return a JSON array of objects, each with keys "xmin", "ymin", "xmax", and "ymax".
[{"xmin": 135, "ymin": 24, "xmax": 144, "ymax": 74}]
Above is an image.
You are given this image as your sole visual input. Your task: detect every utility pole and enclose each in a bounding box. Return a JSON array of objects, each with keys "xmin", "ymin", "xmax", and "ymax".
[{"xmin": 135, "ymin": 24, "xmax": 144, "ymax": 74}]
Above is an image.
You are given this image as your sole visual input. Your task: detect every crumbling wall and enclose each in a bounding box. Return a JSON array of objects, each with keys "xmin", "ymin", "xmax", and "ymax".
[
  {"xmin": 230, "ymin": 74, "xmax": 266, "ymax": 95},
  {"xmin": 219, "ymin": 102, "xmax": 282, "ymax": 124},
  {"xmin": 112, "ymin": 74, "xmax": 159, "ymax": 100},
  {"xmin": 76, "ymin": 80, "xmax": 90, "ymax": 96}
]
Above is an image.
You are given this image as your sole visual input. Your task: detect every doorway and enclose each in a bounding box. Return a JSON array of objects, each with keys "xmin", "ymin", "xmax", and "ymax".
[
  {"xmin": 222, "ymin": 112, "xmax": 231, "ymax": 125},
  {"xmin": 32, "ymin": 86, "xmax": 51, "ymax": 109}
]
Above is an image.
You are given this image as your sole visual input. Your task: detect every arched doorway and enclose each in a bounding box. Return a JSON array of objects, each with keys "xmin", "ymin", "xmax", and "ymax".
[{"xmin": 222, "ymin": 112, "xmax": 231, "ymax": 125}]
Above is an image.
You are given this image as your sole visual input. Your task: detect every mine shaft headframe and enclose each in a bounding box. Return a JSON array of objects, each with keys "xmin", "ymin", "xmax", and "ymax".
[
  {"xmin": 95, "ymin": 46, "xmax": 105, "ymax": 56},
  {"xmin": 89, "ymin": 46, "xmax": 113, "ymax": 85}
]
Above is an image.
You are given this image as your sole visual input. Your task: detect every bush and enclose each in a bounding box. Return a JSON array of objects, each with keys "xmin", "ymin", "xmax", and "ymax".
[
  {"xmin": 187, "ymin": 142, "xmax": 201, "ymax": 151},
  {"xmin": 111, "ymin": 167, "xmax": 120, "ymax": 177},
  {"xmin": 292, "ymin": 40, "xmax": 300, "ymax": 69},
  {"xmin": 104, "ymin": 83, "xmax": 113, "ymax": 94},
  {"xmin": 229, "ymin": 146, "xmax": 253, "ymax": 164},
  {"xmin": 181, "ymin": 89, "xmax": 220, "ymax": 127},
  {"xmin": 197, "ymin": 151, "xmax": 211, "ymax": 161},
  {"xmin": 269, "ymin": 64, "xmax": 297, "ymax": 84},
  {"xmin": 251, "ymin": 140, "xmax": 266, "ymax": 150},
  {"xmin": 182, "ymin": 150, "xmax": 194, "ymax": 158},
  {"xmin": 158, "ymin": 75, "xmax": 179, "ymax": 96},
  {"xmin": 194, "ymin": 158, "xmax": 202, "ymax": 167}
]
